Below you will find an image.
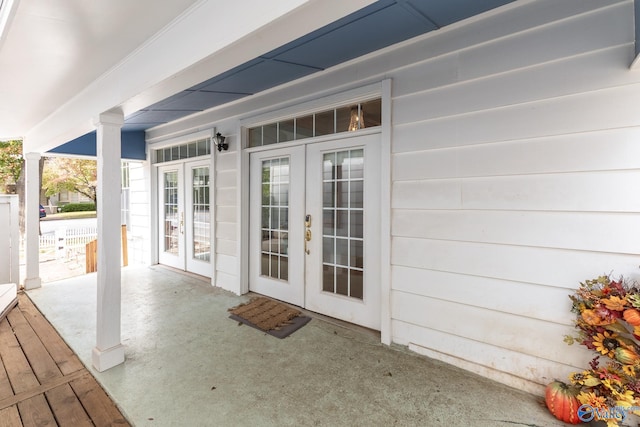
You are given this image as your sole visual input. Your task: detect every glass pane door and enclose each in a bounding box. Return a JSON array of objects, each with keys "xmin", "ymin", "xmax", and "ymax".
[
  {"xmin": 305, "ymin": 133, "xmax": 381, "ymax": 330},
  {"xmin": 186, "ymin": 160, "xmax": 212, "ymax": 277},
  {"xmin": 249, "ymin": 146, "xmax": 305, "ymax": 306},
  {"xmin": 158, "ymin": 164, "xmax": 185, "ymax": 271}
]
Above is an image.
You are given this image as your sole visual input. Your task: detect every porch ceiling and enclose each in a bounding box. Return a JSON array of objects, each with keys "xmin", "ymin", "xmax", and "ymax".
[
  {"xmin": 124, "ymin": 0, "xmax": 515, "ymax": 132},
  {"xmin": 0, "ymin": 0, "xmax": 515, "ymax": 149}
]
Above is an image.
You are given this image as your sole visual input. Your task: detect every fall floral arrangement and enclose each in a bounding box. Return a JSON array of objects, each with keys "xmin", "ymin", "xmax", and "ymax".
[{"xmin": 547, "ymin": 275, "xmax": 640, "ymax": 425}]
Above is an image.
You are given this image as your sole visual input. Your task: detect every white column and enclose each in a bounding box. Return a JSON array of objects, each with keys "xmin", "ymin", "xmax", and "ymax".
[
  {"xmin": 24, "ymin": 152, "xmax": 42, "ymax": 290},
  {"xmin": 92, "ymin": 111, "xmax": 125, "ymax": 372}
]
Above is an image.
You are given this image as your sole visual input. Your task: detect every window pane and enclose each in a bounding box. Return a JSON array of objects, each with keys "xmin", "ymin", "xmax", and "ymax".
[
  {"xmin": 263, "ymin": 123, "xmax": 277, "ymax": 145},
  {"xmin": 315, "ymin": 110, "xmax": 334, "ymax": 136},
  {"xmin": 350, "ymin": 211, "xmax": 363, "ymax": 239},
  {"xmin": 192, "ymin": 167, "xmax": 210, "ymax": 263},
  {"xmin": 361, "ymin": 98, "xmax": 382, "ymax": 128},
  {"xmin": 197, "ymin": 139, "xmax": 208, "ymax": 155},
  {"xmin": 350, "ymin": 240, "xmax": 363, "ymax": 269},
  {"xmin": 188, "ymin": 142, "xmax": 197, "ymax": 158},
  {"xmin": 350, "ymin": 270, "xmax": 363, "ymax": 299},
  {"xmin": 336, "ymin": 267, "xmax": 349, "ymax": 296},
  {"xmin": 279, "ymin": 119, "xmax": 294, "ymax": 143},
  {"xmin": 336, "ymin": 105, "xmax": 354, "ymax": 133},
  {"xmin": 296, "ymin": 115, "xmax": 313, "ymax": 139},
  {"xmin": 260, "ymin": 157, "xmax": 289, "ymax": 281},
  {"xmin": 249, "ymin": 127, "xmax": 262, "ymax": 147},
  {"xmin": 323, "ymin": 265, "xmax": 334, "ymax": 293}
]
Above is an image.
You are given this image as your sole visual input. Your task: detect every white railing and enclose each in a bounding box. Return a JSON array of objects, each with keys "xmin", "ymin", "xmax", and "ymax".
[{"xmin": 39, "ymin": 227, "xmax": 97, "ymax": 259}]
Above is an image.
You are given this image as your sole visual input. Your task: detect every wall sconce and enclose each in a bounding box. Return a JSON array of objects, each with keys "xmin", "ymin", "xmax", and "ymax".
[{"xmin": 213, "ymin": 132, "xmax": 228, "ymax": 152}]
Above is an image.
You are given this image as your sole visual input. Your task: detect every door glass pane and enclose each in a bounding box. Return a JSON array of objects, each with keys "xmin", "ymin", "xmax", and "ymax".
[
  {"xmin": 163, "ymin": 171, "xmax": 179, "ymax": 255},
  {"xmin": 260, "ymin": 157, "xmax": 290, "ymax": 280},
  {"xmin": 192, "ymin": 167, "xmax": 210, "ymax": 263},
  {"xmin": 321, "ymin": 149, "xmax": 365, "ymax": 300}
]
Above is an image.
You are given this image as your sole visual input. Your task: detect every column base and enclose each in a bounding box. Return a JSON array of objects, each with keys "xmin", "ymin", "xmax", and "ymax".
[
  {"xmin": 23, "ymin": 277, "xmax": 42, "ymax": 290},
  {"xmin": 92, "ymin": 344, "xmax": 125, "ymax": 372}
]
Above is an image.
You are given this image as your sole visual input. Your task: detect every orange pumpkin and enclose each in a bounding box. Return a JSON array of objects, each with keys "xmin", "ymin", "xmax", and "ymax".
[
  {"xmin": 623, "ymin": 308, "xmax": 640, "ymax": 326},
  {"xmin": 545, "ymin": 381, "xmax": 582, "ymax": 424}
]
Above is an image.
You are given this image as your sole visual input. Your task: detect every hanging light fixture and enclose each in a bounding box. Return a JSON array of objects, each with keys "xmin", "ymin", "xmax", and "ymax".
[
  {"xmin": 213, "ymin": 132, "xmax": 228, "ymax": 151},
  {"xmin": 348, "ymin": 105, "xmax": 364, "ymax": 131}
]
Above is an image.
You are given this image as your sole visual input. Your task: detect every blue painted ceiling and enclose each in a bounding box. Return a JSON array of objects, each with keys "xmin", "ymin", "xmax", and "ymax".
[
  {"xmin": 123, "ymin": 0, "xmax": 515, "ymax": 131},
  {"xmin": 51, "ymin": 0, "xmax": 514, "ymax": 158}
]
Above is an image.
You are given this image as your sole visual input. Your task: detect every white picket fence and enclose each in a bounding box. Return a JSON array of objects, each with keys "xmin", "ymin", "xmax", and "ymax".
[{"xmin": 39, "ymin": 227, "xmax": 97, "ymax": 259}]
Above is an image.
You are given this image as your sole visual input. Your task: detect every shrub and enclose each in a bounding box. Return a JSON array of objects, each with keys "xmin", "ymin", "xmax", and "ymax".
[{"xmin": 60, "ymin": 202, "xmax": 96, "ymax": 212}]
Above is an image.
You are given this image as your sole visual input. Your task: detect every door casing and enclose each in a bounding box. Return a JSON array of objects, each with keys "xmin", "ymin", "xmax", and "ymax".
[{"xmin": 248, "ymin": 132, "xmax": 381, "ymax": 330}]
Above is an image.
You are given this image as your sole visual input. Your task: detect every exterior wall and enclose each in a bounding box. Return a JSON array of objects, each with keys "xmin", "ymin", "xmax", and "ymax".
[
  {"xmin": 214, "ymin": 124, "xmax": 239, "ymax": 292},
  {"xmin": 144, "ymin": 0, "xmax": 640, "ymax": 392},
  {"xmin": 128, "ymin": 161, "xmax": 151, "ymax": 265},
  {"xmin": 388, "ymin": 0, "xmax": 640, "ymax": 393},
  {"xmin": 57, "ymin": 190, "xmax": 93, "ymax": 205}
]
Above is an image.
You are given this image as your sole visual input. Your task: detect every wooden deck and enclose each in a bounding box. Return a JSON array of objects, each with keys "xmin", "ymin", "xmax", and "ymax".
[{"xmin": 0, "ymin": 293, "xmax": 129, "ymax": 427}]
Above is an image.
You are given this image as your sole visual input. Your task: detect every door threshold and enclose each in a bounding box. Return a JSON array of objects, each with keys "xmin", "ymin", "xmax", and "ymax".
[{"xmin": 152, "ymin": 264, "xmax": 211, "ymax": 284}]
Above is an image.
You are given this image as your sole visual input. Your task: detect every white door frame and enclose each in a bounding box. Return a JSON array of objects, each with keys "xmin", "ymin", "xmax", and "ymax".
[
  {"xmin": 157, "ymin": 163, "xmax": 185, "ymax": 270},
  {"xmin": 185, "ymin": 159, "xmax": 213, "ymax": 277},
  {"xmin": 304, "ymin": 134, "xmax": 381, "ymax": 330},
  {"xmin": 247, "ymin": 132, "xmax": 382, "ymax": 329},
  {"xmin": 238, "ymin": 80, "xmax": 392, "ymax": 342},
  {"xmin": 156, "ymin": 159, "xmax": 214, "ymax": 277},
  {"xmin": 248, "ymin": 146, "xmax": 305, "ymax": 306}
]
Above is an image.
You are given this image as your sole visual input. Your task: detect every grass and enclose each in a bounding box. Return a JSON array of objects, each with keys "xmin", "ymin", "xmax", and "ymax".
[{"xmin": 41, "ymin": 211, "xmax": 96, "ymax": 221}]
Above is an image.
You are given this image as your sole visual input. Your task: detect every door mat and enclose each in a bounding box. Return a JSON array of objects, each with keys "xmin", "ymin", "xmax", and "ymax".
[{"xmin": 228, "ymin": 297, "xmax": 311, "ymax": 339}]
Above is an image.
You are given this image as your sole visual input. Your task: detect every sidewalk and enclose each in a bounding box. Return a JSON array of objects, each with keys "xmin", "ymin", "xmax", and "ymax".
[{"xmin": 19, "ymin": 245, "xmax": 87, "ymax": 286}]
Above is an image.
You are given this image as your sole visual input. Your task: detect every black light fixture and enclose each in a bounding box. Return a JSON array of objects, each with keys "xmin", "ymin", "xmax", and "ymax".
[{"xmin": 213, "ymin": 132, "xmax": 228, "ymax": 152}]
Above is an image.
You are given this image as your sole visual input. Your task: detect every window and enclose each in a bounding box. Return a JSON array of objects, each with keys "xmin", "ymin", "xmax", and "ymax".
[
  {"xmin": 154, "ymin": 138, "xmax": 211, "ymax": 164},
  {"xmin": 248, "ymin": 98, "xmax": 381, "ymax": 148}
]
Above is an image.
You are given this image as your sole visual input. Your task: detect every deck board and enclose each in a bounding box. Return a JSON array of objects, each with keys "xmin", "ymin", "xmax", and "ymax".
[{"xmin": 0, "ymin": 293, "xmax": 130, "ymax": 427}]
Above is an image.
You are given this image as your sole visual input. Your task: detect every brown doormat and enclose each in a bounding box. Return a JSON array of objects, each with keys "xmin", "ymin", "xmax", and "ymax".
[{"xmin": 228, "ymin": 297, "xmax": 311, "ymax": 339}]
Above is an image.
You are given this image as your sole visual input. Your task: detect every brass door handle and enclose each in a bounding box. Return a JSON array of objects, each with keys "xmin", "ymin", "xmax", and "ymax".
[{"xmin": 304, "ymin": 229, "xmax": 312, "ymax": 254}]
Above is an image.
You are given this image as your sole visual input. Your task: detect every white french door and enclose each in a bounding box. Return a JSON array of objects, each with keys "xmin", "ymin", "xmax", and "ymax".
[
  {"xmin": 249, "ymin": 133, "xmax": 381, "ymax": 330},
  {"xmin": 158, "ymin": 160, "xmax": 212, "ymax": 277}
]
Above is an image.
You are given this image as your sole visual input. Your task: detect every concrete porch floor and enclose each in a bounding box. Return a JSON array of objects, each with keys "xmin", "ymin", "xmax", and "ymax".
[{"xmin": 26, "ymin": 265, "xmax": 564, "ymax": 427}]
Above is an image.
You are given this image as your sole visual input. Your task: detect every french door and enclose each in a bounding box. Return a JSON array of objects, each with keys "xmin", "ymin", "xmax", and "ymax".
[
  {"xmin": 249, "ymin": 133, "xmax": 381, "ymax": 330},
  {"xmin": 158, "ymin": 159, "xmax": 212, "ymax": 277}
]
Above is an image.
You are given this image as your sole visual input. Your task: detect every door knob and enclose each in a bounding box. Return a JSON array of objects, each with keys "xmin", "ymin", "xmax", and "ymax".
[{"xmin": 304, "ymin": 214, "xmax": 312, "ymax": 254}]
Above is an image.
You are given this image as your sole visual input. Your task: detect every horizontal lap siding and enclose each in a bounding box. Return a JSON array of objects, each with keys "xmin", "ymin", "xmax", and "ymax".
[
  {"xmin": 215, "ymin": 147, "xmax": 238, "ymax": 292},
  {"xmin": 128, "ymin": 162, "xmax": 150, "ymax": 265},
  {"xmin": 389, "ymin": 0, "xmax": 639, "ymax": 391}
]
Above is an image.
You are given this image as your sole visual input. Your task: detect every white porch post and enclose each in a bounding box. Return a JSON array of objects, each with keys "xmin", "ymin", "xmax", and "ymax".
[
  {"xmin": 24, "ymin": 152, "xmax": 42, "ymax": 290},
  {"xmin": 92, "ymin": 111, "xmax": 125, "ymax": 372}
]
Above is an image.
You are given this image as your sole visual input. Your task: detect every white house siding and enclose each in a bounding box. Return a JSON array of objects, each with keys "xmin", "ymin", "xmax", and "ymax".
[
  {"xmin": 128, "ymin": 161, "xmax": 151, "ymax": 265},
  {"xmin": 142, "ymin": 0, "xmax": 640, "ymax": 393},
  {"xmin": 214, "ymin": 127, "xmax": 239, "ymax": 292},
  {"xmin": 389, "ymin": 0, "xmax": 640, "ymax": 393}
]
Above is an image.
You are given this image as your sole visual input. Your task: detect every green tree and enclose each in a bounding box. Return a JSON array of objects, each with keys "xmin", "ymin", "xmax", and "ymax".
[
  {"xmin": 43, "ymin": 157, "xmax": 97, "ymax": 205},
  {"xmin": 0, "ymin": 139, "xmax": 23, "ymax": 193},
  {"xmin": 0, "ymin": 139, "xmax": 45, "ymax": 235}
]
